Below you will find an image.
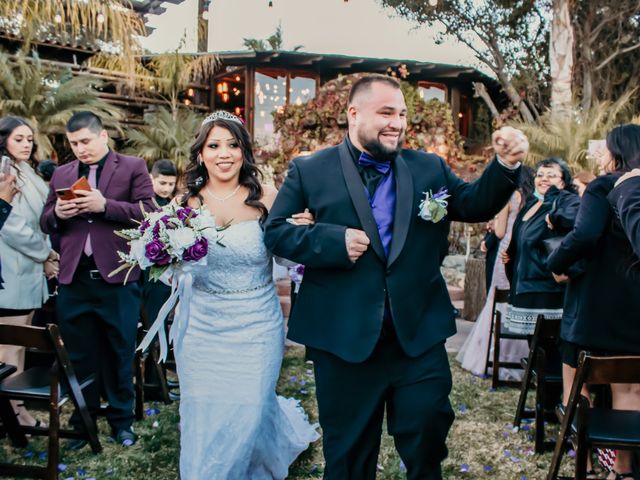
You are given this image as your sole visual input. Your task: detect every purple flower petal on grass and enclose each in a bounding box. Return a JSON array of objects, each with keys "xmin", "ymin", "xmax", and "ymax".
[
  {"xmin": 484, "ymin": 465, "xmax": 493, "ymax": 472},
  {"xmin": 38, "ymin": 451, "xmax": 48, "ymax": 461},
  {"xmin": 521, "ymin": 424, "xmax": 530, "ymax": 431},
  {"xmin": 502, "ymin": 431, "xmax": 510, "ymax": 439},
  {"xmin": 376, "ymin": 464, "xmax": 384, "ymax": 471},
  {"xmin": 23, "ymin": 451, "xmax": 33, "ymax": 459},
  {"xmin": 399, "ymin": 460, "xmax": 406, "ymax": 471},
  {"xmin": 105, "ymin": 468, "xmax": 114, "ymax": 475},
  {"xmin": 488, "ymin": 387, "xmax": 497, "ymax": 392},
  {"xmin": 521, "ymin": 476, "xmax": 528, "ymax": 480},
  {"xmin": 458, "ymin": 404, "xmax": 467, "ymax": 413},
  {"xmin": 460, "ymin": 463, "xmax": 470, "ymax": 473},
  {"xmin": 300, "ymin": 379, "xmax": 306, "ymax": 386},
  {"xmin": 77, "ymin": 467, "xmax": 87, "ymax": 475},
  {"xmin": 510, "ymin": 456, "xmax": 521, "ymax": 463},
  {"xmin": 568, "ymin": 449, "xmax": 576, "ymax": 458},
  {"xmin": 503, "ymin": 450, "xmax": 511, "ymax": 457},
  {"xmin": 289, "ymin": 376, "xmax": 297, "ymax": 383},
  {"xmin": 57, "ymin": 463, "xmax": 67, "ymax": 472},
  {"xmin": 299, "ymin": 389, "xmax": 308, "ymax": 395},
  {"xmin": 145, "ymin": 407, "xmax": 160, "ymax": 416}
]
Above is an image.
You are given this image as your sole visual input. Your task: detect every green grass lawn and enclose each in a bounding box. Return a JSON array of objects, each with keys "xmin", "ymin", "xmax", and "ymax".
[{"xmin": 1, "ymin": 347, "xmax": 578, "ymax": 479}]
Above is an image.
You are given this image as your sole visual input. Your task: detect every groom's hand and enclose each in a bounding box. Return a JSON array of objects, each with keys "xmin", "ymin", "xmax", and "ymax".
[
  {"xmin": 345, "ymin": 228, "xmax": 370, "ymax": 263},
  {"xmin": 492, "ymin": 126, "xmax": 529, "ymax": 166}
]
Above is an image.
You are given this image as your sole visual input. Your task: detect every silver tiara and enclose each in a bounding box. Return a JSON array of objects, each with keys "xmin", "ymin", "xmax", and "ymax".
[{"xmin": 202, "ymin": 110, "xmax": 244, "ymax": 125}]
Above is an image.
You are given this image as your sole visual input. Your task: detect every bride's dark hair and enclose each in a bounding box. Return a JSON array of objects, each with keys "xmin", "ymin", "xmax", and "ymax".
[{"xmin": 181, "ymin": 117, "xmax": 268, "ymax": 222}]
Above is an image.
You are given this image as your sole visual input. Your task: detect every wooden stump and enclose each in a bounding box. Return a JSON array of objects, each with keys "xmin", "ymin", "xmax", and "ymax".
[{"xmin": 463, "ymin": 257, "xmax": 487, "ymax": 321}]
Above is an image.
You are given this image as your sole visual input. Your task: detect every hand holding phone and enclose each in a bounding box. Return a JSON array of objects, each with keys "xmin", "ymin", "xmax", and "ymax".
[
  {"xmin": 55, "ymin": 188, "xmax": 75, "ymax": 201},
  {"xmin": 1, "ymin": 155, "xmax": 12, "ymax": 176}
]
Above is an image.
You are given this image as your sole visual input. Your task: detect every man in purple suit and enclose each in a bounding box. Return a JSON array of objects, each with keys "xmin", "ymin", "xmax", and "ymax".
[{"xmin": 40, "ymin": 112, "xmax": 155, "ymax": 448}]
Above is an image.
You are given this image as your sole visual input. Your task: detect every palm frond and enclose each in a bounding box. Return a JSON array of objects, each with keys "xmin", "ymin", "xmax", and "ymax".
[
  {"xmin": 123, "ymin": 107, "xmax": 203, "ymax": 173},
  {"xmin": 0, "ymin": 50, "xmax": 123, "ymax": 157},
  {"xmin": 512, "ymin": 90, "xmax": 636, "ymax": 171}
]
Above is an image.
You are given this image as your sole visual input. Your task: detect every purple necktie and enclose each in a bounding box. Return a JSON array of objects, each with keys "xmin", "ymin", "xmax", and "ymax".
[{"xmin": 83, "ymin": 165, "xmax": 98, "ymax": 256}]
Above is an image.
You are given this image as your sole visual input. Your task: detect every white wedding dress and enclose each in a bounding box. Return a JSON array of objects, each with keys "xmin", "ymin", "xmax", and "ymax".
[
  {"xmin": 456, "ymin": 193, "xmax": 529, "ymax": 380},
  {"xmin": 174, "ymin": 219, "xmax": 319, "ymax": 479}
]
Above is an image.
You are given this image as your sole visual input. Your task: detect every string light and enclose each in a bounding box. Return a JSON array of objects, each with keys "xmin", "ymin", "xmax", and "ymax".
[
  {"xmin": 96, "ymin": 12, "xmax": 105, "ymax": 24},
  {"xmin": 54, "ymin": 14, "xmax": 62, "ymax": 23}
]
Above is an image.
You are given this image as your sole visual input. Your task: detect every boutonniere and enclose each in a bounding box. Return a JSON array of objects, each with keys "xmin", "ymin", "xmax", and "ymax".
[{"xmin": 418, "ymin": 187, "xmax": 450, "ymax": 223}]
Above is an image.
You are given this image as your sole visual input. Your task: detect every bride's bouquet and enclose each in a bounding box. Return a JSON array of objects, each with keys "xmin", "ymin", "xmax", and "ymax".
[
  {"xmin": 110, "ymin": 203, "xmax": 224, "ymax": 284},
  {"xmin": 111, "ymin": 203, "xmax": 227, "ymax": 360}
]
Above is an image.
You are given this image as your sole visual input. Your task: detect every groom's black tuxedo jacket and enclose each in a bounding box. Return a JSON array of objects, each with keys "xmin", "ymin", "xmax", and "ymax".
[{"xmin": 264, "ymin": 140, "xmax": 518, "ymax": 362}]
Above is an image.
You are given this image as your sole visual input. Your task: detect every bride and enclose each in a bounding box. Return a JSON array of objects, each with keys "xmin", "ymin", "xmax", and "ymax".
[{"xmin": 174, "ymin": 111, "xmax": 319, "ymax": 479}]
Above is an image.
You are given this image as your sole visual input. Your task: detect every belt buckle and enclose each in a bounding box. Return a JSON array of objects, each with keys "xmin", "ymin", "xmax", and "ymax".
[{"xmin": 89, "ymin": 270, "xmax": 102, "ymax": 280}]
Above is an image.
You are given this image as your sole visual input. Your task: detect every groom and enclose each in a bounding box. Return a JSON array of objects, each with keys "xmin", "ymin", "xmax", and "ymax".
[{"xmin": 264, "ymin": 74, "xmax": 527, "ymax": 479}]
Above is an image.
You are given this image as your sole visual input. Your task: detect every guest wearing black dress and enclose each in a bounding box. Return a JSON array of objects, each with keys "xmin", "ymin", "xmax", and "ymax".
[
  {"xmin": 503, "ymin": 158, "xmax": 580, "ymax": 335},
  {"xmin": 548, "ymin": 124, "xmax": 640, "ymax": 480},
  {"xmin": 481, "ymin": 224, "xmax": 499, "ymax": 293}
]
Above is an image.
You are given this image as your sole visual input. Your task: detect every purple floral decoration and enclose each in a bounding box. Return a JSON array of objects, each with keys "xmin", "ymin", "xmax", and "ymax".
[{"xmin": 182, "ymin": 238, "xmax": 208, "ymax": 262}]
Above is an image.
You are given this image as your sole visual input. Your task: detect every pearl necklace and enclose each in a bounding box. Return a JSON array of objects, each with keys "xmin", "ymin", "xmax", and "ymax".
[{"xmin": 205, "ymin": 184, "xmax": 241, "ymax": 202}]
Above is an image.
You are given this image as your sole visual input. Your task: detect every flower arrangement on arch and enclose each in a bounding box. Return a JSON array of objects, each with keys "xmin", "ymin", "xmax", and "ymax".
[{"xmin": 109, "ymin": 203, "xmax": 226, "ymax": 283}]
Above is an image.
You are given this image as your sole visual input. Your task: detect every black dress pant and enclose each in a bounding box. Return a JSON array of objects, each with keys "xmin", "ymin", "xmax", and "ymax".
[
  {"xmin": 307, "ymin": 333, "xmax": 454, "ymax": 480},
  {"xmin": 57, "ymin": 261, "xmax": 140, "ymax": 434},
  {"xmin": 141, "ymin": 272, "xmax": 171, "ymax": 397}
]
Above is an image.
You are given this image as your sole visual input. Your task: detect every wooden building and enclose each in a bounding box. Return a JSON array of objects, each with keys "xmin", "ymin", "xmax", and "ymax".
[{"xmin": 209, "ymin": 50, "xmax": 503, "ymax": 144}]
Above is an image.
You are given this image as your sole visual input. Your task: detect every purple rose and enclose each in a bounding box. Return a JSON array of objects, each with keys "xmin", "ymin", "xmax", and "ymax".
[
  {"xmin": 152, "ymin": 222, "xmax": 161, "ymax": 238},
  {"xmin": 177, "ymin": 207, "xmax": 195, "ymax": 222},
  {"xmin": 145, "ymin": 239, "xmax": 171, "ymax": 265},
  {"xmin": 139, "ymin": 219, "xmax": 150, "ymax": 234},
  {"xmin": 182, "ymin": 238, "xmax": 208, "ymax": 262}
]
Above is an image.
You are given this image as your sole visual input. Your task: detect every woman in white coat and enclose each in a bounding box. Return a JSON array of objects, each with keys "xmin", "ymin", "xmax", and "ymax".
[{"xmin": 0, "ymin": 116, "xmax": 58, "ymax": 426}]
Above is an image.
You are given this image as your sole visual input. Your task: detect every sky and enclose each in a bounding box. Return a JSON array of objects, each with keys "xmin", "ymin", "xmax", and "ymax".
[{"xmin": 141, "ymin": 0, "xmax": 484, "ymax": 69}]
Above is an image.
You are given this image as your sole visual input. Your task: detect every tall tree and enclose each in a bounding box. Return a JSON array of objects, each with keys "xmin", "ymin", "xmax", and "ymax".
[
  {"xmin": 380, "ymin": 0, "xmax": 549, "ymax": 122},
  {"xmin": 549, "ymin": 0, "xmax": 574, "ymax": 118},
  {"xmin": 572, "ymin": 1, "xmax": 640, "ymax": 110}
]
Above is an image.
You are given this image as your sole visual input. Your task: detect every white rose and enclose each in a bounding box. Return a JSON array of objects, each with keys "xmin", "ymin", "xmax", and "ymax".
[
  {"xmin": 131, "ymin": 239, "xmax": 153, "ymax": 269},
  {"xmin": 166, "ymin": 227, "xmax": 197, "ymax": 256}
]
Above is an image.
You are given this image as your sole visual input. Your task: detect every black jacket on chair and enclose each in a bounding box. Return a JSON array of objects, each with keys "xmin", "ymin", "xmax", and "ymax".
[
  {"xmin": 264, "ymin": 140, "xmax": 518, "ymax": 362},
  {"xmin": 548, "ymin": 174, "xmax": 640, "ymax": 353}
]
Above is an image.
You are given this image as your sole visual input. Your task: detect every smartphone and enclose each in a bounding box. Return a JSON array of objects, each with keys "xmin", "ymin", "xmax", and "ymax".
[
  {"xmin": 587, "ymin": 139, "xmax": 606, "ymax": 160},
  {"xmin": 1, "ymin": 155, "xmax": 11, "ymax": 176},
  {"xmin": 55, "ymin": 188, "xmax": 75, "ymax": 201}
]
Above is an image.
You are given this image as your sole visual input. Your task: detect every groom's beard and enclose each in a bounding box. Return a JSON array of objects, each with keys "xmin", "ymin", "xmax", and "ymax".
[{"xmin": 359, "ymin": 131, "xmax": 405, "ymax": 163}]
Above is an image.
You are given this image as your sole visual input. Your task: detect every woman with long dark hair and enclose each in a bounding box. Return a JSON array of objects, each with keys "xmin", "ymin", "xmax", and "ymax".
[
  {"xmin": 172, "ymin": 111, "xmax": 318, "ymax": 478},
  {"xmin": 0, "ymin": 116, "xmax": 58, "ymax": 427},
  {"xmin": 548, "ymin": 124, "xmax": 640, "ymax": 480}
]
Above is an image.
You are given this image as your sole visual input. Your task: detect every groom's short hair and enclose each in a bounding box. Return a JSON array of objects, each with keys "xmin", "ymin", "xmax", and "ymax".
[{"xmin": 348, "ymin": 74, "xmax": 401, "ymax": 104}]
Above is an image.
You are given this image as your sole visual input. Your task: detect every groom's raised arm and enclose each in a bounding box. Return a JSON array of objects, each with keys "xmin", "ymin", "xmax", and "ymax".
[
  {"xmin": 264, "ymin": 159, "xmax": 354, "ymax": 269},
  {"xmin": 443, "ymin": 157, "xmax": 519, "ymax": 223}
]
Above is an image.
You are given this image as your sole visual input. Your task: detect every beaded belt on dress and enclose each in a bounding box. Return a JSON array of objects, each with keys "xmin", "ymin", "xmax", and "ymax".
[{"xmin": 193, "ymin": 280, "xmax": 273, "ymax": 295}]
